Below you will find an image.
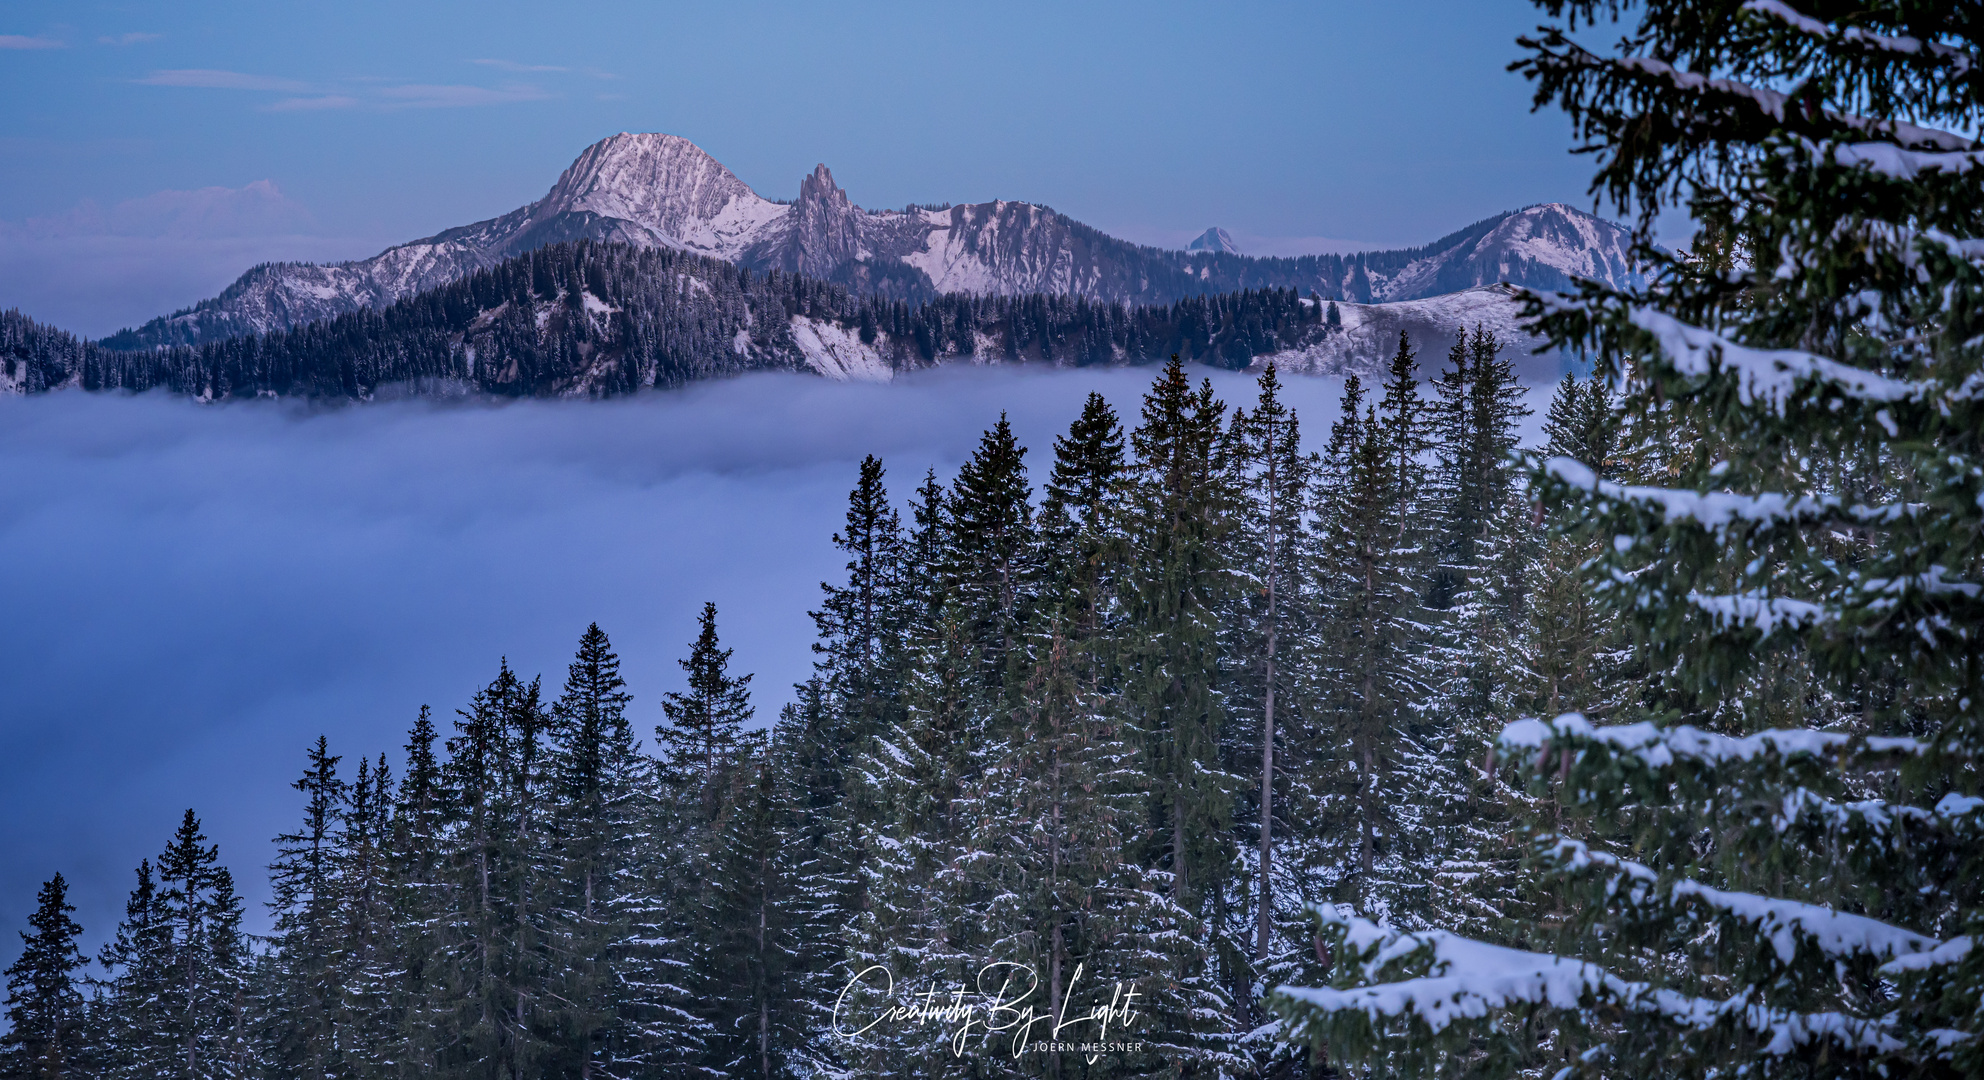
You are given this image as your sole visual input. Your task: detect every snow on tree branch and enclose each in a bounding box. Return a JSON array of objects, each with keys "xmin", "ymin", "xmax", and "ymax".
[
  {"xmin": 1271, "ymin": 907, "xmax": 1908, "ymax": 1055},
  {"xmin": 1626, "ymin": 308, "xmax": 1928, "ymax": 411},
  {"xmin": 1740, "ymin": 1, "xmax": 1976, "ymax": 77},
  {"xmin": 1496, "ymin": 712, "xmax": 1926, "ymax": 770},
  {"xmin": 1544, "ymin": 837, "xmax": 1943, "ymax": 964}
]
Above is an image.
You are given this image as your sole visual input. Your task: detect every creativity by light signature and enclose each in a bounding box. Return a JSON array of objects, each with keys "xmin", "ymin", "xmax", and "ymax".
[{"xmin": 832, "ymin": 961, "xmax": 1143, "ymax": 1062}]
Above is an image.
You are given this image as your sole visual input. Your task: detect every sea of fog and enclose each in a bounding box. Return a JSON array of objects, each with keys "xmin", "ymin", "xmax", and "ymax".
[{"xmin": 0, "ymin": 363, "xmax": 1554, "ymax": 958}]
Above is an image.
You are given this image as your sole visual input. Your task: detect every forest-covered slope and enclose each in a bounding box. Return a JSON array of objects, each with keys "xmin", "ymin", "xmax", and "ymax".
[{"xmin": 8, "ymin": 240, "xmax": 1536, "ymax": 402}]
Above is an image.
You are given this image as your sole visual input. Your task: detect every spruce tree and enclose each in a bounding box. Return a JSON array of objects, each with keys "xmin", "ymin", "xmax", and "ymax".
[
  {"xmin": 335, "ymin": 753, "xmax": 395, "ymax": 1078},
  {"xmin": 1115, "ymin": 357, "xmax": 1246, "ymax": 1058},
  {"xmin": 96, "ymin": 861, "xmax": 171, "ymax": 1080},
  {"xmin": 372, "ymin": 707, "xmax": 447, "ymax": 1080},
  {"xmin": 1230, "ymin": 365, "xmax": 1312, "ymax": 965},
  {"xmin": 434, "ymin": 660, "xmax": 556, "ymax": 1080},
  {"xmin": 1274, "ymin": 5, "xmax": 1984, "ymax": 1079},
  {"xmin": 1038, "ymin": 391, "xmax": 1127, "ymax": 640},
  {"xmin": 808, "ymin": 454, "xmax": 909, "ymax": 784},
  {"xmin": 1304, "ymin": 337, "xmax": 1442, "ymax": 922},
  {"xmin": 1120, "ymin": 357, "xmax": 1238, "ymax": 909},
  {"xmin": 658, "ymin": 603, "xmax": 756, "ymax": 791},
  {"xmin": 266, "ymin": 736, "xmax": 348, "ymax": 1080},
  {"xmin": 959, "ymin": 629, "xmax": 1223, "ymax": 1076},
  {"xmin": 543, "ymin": 623, "xmax": 636, "ymax": 1077},
  {"xmin": 697, "ymin": 737, "xmax": 809, "ymax": 1079},
  {"xmin": 945, "ymin": 415, "xmax": 1038, "ymax": 697},
  {"xmin": 154, "ymin": 809, "xmax": 250, "ymax": 1080},
  {"xmin": 842, "ymin": 608, "xmax": 990, "ymax": 1073},
  {"xmin": 0, "ymin": 874, "xmax": 89, "ymax": 1080}
]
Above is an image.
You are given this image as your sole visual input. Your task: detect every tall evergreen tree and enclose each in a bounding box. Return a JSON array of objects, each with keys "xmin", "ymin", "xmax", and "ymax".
[
  {"xmin": 371, "ymin": 707, "xmax": 447, "ymax": 1080},
  {"xmin": 0, "ymin": 874, "xmax": 89, "ymax": 1080},
  {"xmin": 809, "ymin": 454, "xmax": 909, "ymax": 777},
  {"xmin": 945, "ymin": 416, "xmax": 1038, "ymax": 697},
  {"xmin": 1039, "ymin": 391, "xmax": 1128, "ymax": 639},
  {"xmin": 843, "ymin": 608, "xmax": 990, "ymax": 1074},
  {"xmin": 1276, "ymin": 6, "xmax": 1984, "ymax": 1080},
  {"xmin": 154, "ymin": 810, "xmax": 249, "ymax": 1080},
  {"xmin": 434, "ymin": 661, "xmax": 556, "ymax": 1080},
  {"xmin": 658, "ymin": 603, "xmax": 756, "ymax": 790},
  {"xmin": 1120, "ymin": 357, "xmax": 1238, "ymax": 910},
  {"xmin": 1305, "ymin": 336, "xmax": 1441, "ymax": 921},
  {"xmin": 95, "ymin": 861, "xmax": 171, "ymax": 1080},
  {"xmin": 697, "ymin": 737, "xmax": 810, "ymax": 1079},
  {"xmin": 543, "ymin": 624, "xmax": 639, "ymax": 1078},
  {"xmin": 1115, "ymin": 357, "xmax": 1247, "ymax": 1059},
  {"xmin": 1224, "ymin": 363, "xmax": 1312, "ymax": 965},
  {"xmin": 265, "ymin": 736, "xmax": 348, "ymax": 1080}
]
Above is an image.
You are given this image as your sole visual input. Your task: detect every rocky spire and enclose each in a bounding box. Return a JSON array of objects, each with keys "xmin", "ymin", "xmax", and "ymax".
[{"xmin": 783, "ymin": 164, "xmax": 864, "ymax": 278}]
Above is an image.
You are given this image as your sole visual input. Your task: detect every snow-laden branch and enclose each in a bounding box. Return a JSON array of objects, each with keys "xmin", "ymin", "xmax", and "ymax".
[
  {"xmin": 1546, "ymin": 458, "xmax": 1847, "ymax": 534},
  {"xmin": 1611, "ymin": 53, "xmax": 1976, "ymax": 153},
  {"xmin": 1496, "ymin": 712, "xmax": 1926, "ymax": 769},
  {"xmin": 1545, "ymin": 838, "xmax": 1942, "ymax": 964},
  {"xmin": 1741, "ymin": 1, "xmax": 1977, "ymax": 78},
  {"xmin": 1880, "ymin": 935, "xmax": 1974, "ymax": 975},
  {"xmin": 1686, "ymin": 590, "xmax": 1832, "ymax": 634},
  {"xmin": 1818, "ymin": 139, "xmax": 1984, "ymax": 180},
  {"xmin": 1775, "ymin": 787, "xmax": 1984, "ymax": 835},
  {"xmin": 1629, "ymin": 308, "xmax": 1929, "ymax": 410},
  {"xmin": 1272, "ymin": 908, "xmax": 1905, "ymax": 1055},
  {"xmin": 1858, "ymin": 566, "xmax": 1984, "ymax": 607}
]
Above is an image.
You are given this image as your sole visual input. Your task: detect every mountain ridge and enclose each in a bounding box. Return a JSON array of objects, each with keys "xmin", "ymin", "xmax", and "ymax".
[
  {"xmin": 6, "ymin": 240, "xmax": 1572, "ymax": 402},
  {"xmin": 98, "ymin": 133, "xmax": 1642, "ymax": 351}
]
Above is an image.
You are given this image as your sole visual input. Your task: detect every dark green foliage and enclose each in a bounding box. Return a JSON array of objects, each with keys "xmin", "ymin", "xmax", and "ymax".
[
  {"xmin": 0, "ymin": 875, "xmax": 88, "ymax": 1080},
  {"xmin": 264, "ymin": 736, "xmax": 347, "ymax": 1080},
  {"xmin": 658, "ymin": 603, "xmax": 755, "ymax": 789},
  {"xmin": 943, "ymin": 416, "xmax": 1038, "ymax": 696},
  {"xmin": 1119, "ymin": 358, "xmax": 1239, "ymax": 911},
  {"xmin": 1273, "ymin": 4, "xmax": 1984, "ymax": 1080}
]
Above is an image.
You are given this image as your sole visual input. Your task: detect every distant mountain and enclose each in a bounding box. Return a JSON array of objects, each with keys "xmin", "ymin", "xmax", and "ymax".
[
  {"xmin": 98, "ymin": 133, "xmax": 1643, "ymax": 350},
  {"xmin": 14, "ymin": 241, "xmax": 1530, "ymax": 401},
  {"xmin": 1188, "ymin": 227, "xmax": 1240, "ymax": 254}
]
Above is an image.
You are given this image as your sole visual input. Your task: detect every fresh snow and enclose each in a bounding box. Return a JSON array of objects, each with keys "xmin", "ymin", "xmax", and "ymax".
[
  {"xmin": 1496, "ymin": 712, "xmax": 1926, "ymax": 767},
  {"xmin": 1544, "ymin": 838, "xmax": 1941, "ymax": 964},
  {"xmin": 787, "ymin": 317, "xmax": 893, "ymax": 382},
  {"xmin": 1260, "ymin": 285, "xmax": 1563, "ymax": 380},
  {"xmin": 1274, "ymin": 908, "xmax": 1908, "ymax": 1055},
  {"xmin": 1626, "ymin": 307, "xmax": 1929, "ymax": 410}
]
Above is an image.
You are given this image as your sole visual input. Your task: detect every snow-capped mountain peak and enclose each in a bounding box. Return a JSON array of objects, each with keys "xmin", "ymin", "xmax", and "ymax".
[
  {"xmin": 99, "ymin": 134, "xmax": 1645, "ymax": 351},
  {"xmin": 528, "ymin": 132, "xmax": 778, "ymax": 248},
  {"xmin": 1187, "ymin": 227, "xmax": 1240, "ymax": 254}
]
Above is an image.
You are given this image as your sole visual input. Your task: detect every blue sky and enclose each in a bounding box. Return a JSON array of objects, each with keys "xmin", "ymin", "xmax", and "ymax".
[{"xmin": 1, "ymin": 0, "xmax": 1600, "ymax": 335}]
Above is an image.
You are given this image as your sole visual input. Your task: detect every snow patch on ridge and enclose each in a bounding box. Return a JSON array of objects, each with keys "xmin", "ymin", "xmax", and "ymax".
[{"xmin": 788, "ymin": 317, "xmax": 893, "ymax": 382}]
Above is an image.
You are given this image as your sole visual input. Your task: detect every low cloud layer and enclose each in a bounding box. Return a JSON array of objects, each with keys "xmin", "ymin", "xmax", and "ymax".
[
  {"xmin": 0, "ymin": 362, "xmax": 1562, "ymax": 963},
  {"xmin": 0, "ymin": 364, "xmax": 1364, "ymax": 960}
]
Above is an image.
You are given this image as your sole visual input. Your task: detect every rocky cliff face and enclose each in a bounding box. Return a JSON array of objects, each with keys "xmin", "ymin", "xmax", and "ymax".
[{"xmin": 100, "ymin": 133, "xmax": 1645, "ymax": 350}]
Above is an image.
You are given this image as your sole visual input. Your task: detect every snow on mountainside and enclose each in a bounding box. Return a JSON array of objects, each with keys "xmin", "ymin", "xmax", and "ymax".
[
  {"xmin": 99, "ymin": 132, "xmax": 1645, "ymax": 351},
  {"xmin": 1264, "ymin": 286, "xmax": 1577, "ymax": 382}
]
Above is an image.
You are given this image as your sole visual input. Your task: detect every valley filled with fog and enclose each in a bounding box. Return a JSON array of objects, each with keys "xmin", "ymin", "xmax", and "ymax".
[{"xmin": 3, "ymin": 362, "xmax": 1529, "ymax": 948}]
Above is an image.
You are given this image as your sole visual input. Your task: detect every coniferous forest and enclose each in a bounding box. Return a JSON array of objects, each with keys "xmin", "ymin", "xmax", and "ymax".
[
  {"xmin": 0, "ymin": 250, "xmax": 1327, "ymax": 401},
  {"xmin": 4, "ymin": 2, "xmax": 1981, "ymax": 1079}
]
